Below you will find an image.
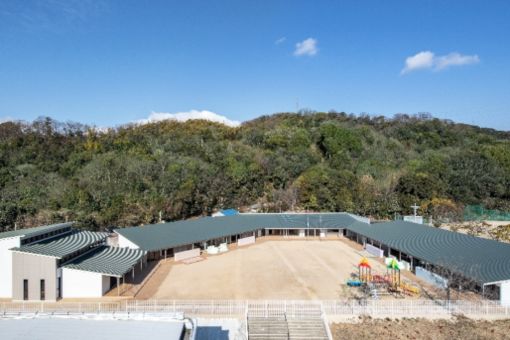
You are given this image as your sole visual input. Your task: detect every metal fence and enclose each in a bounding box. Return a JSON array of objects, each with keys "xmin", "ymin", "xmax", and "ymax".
[
  {"xmin": 464, "ymin": 205, "xmax": 510, "ymax": 221},
  {"xmin": 1, "ymin": 300, "xmax": 509, "ymax": 318}
]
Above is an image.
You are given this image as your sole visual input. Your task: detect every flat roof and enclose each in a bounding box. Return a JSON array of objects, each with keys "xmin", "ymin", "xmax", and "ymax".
[
  {"xmin": 11, "ymin": 230, "xmax": 108, "ymax": 259},
  {"xmin": 347, "ymin": 220, "xmax": 510, "ymax": 285},
  {"xmin": 0, "ymin": 319, "xmax": 184, "ymax": 340},
  {"xmin": 116, "ymin": 212, "xmax": 361, "ymax": 252},
  {"xmin": 0, "ymin": 222, "xmax": 73, "ymax": 241},
  {"xmin": 63, "ymin": 245, "xmax": 146, "ymax": 277}
]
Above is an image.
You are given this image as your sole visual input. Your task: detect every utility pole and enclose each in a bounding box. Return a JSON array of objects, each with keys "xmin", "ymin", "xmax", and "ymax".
[
  {"xmin": 410, "ymin": 203, "xmax": 420, "ymax": 223},
  {"xmin": 411, "ymin": 203, "xmax": 419, "ymax": 217}
]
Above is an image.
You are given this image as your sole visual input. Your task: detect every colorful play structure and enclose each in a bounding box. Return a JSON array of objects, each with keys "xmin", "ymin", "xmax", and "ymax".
[{"xmin": 346, "ymin": 257, "xmax": 421, "ymax": 298}]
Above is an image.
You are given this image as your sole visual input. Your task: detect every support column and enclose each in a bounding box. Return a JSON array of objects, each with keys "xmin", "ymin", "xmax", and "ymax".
[
  {"xmin": 117, "ymin": 277, "xmax": 120, "ymax": 296},
  {"xmin": 500, "ymin": 282, "xmax": 510, "ymax": 306}
]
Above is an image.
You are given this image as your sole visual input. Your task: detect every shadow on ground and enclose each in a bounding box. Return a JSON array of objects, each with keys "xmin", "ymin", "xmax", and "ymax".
[{"xmin": 195, "ymin": 326, "xmax": 230, "ymax": 340}]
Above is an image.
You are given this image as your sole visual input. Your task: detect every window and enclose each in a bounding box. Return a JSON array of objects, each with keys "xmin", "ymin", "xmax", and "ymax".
[
  {"xmin": 57, "ymin": 277, "xmax": 61, "ymax": 299},
  {"xmin": 40, "ymin": 279, "xmax": 45, "ymax": 300},
  {"xmin": 23, "ymin": 279, "xmax": 28, "ymax": 300}
]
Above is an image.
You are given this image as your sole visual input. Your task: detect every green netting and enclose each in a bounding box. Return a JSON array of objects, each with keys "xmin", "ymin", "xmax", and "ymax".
[{"xmin": 464, "ymin": 205, "xmax": 510, "ymax": 221}]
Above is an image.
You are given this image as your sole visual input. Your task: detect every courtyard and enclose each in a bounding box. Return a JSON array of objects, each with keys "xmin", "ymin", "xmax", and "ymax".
[{"xmin": 138, "ymin": 239, "xmax": 391, "ymax": 300}]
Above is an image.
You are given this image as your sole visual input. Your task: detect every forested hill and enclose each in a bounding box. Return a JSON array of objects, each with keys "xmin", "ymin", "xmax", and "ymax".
[{"xmin": 1, "ymin": 112, "xmax": 509, "ymax": 231}]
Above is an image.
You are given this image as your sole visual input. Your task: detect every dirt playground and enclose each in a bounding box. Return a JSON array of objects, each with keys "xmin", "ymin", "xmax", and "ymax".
[{"xmin": 139, "ymin": 239, "xmax": 399, "ymax": 300}]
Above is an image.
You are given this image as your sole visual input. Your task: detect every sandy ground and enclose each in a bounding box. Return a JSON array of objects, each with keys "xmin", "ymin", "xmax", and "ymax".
[
  {"xmin": 330, "ymin": 316, "xmax": 510, "ymax": 340},
  {"xmin": 144, "ymin": 240, "xmax": 391, "ymax": 300}
]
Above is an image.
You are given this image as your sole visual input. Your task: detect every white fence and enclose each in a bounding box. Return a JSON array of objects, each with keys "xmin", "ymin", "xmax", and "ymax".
[
  {"xmin": 0, "ymin": 302, "xmax": 121, "ymax": 314},
  {"xmin": 1, "ymin": 300, "xmax": 509, "ymax": 318}
]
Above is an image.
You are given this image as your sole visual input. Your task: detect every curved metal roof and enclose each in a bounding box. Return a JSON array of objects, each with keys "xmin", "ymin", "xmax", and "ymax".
[
  {"xmin": 348, "ymin": 220, "xmax": 510, "ymax": 285},
  {"xmin": 116, "ymin": 212, "xmax": 360, "ymax": 252},
  {"xmin": 11, "ymin": 230, "xmax": 108, "ymax": 258},
  {"xmin": 117, "ymin": 213, "xmax": 510, "ymax": 285},
  {"xmin": 63, "ymin": 245, "xmax": 146, "ymax": 277},
  {"xmin": 0, "ymin": 222, "xmax": 74, "ymax": 240}
]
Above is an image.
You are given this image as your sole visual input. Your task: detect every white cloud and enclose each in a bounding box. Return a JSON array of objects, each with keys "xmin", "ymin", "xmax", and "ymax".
[
  {"xmin": 401, "ymin": 51, "xmax": 435, "ymax": 74},
  {"xmin": 135, "ymin": 110, "xmax": 241, "ymax": 127},
  {"xmin": 294, "ymin": 38, "xmax": 318, "ymax": 56},
  {"xmin": 435, "ymin": 52, "xmax": 480, "ymax": 70},
  {"xmin": 401, "ymin": 51, "xmax": 479, "ymax": 74},
  {"xmin": 275, "ymin": 37, "xmax": 286, "ymax": 45}
]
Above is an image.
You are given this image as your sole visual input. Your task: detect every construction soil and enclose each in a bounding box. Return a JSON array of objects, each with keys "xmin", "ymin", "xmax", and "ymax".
[
  {"xmin": 331, "ymin": 316, "xmax": 510, "ymax": 340},
  {"xmin": 138, "ymin": 239, "xmax": 418, "ymax": 300}
]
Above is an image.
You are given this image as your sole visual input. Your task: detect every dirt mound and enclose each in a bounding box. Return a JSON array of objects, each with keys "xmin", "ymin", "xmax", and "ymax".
[{"xmin": 331, "ymin": 316, "xmax": 510, "ymax": 340}]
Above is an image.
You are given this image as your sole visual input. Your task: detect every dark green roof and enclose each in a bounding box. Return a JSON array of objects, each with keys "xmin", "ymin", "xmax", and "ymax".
[
  {"xmin": 0, "ymin": 222, "xmax": 73, "ymax": 240},
  {"xmin": 63, "ymin": 245, "xmax": 146, "ymax": 277},
  {"xmin": 11, "ymin": 230, "xmax": 108, "ymax": 258},
  {"xmin": 347, "ymin": 220, "xmax": 510, "ymax": 285},
  {"xmin": 117, "ymin": 214, "xmax": 510, "ymax": 284},
  {"xmin": 116, "ymin": 213, "xmax": 360, "ymax": 252}
]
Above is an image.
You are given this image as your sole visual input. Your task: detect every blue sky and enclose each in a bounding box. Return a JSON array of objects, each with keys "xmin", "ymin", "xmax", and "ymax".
[{"xmin": 0, "ymin": 0, "xmax": 509, "ymax": 130}]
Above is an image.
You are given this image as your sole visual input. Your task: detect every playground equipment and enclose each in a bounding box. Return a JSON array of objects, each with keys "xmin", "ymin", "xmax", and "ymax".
[
  {"xmin": 401, "ymin": 282, "xmax": 420, "ymax": 296},
  {"xmin": 346, "ymin": 279, "xmax": 362, "ymax": 287},
  {"xmin": 358, "ymin": 257, "xmax": 372, "ymax": 283},
  {"xmin": 387, "ymin": 258, "xmax": 401, "ymax": 290},
  {"xmin": 346, "ymin": 256, "xmax": 421, "ymax": 298}
]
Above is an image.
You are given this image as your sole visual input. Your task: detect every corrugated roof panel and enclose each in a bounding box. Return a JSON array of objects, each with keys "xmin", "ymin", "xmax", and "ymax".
[
  {"xmin": 11, "ymin": 230, "xmax": 109, "ymax": 258},
  {"xmin": 116, "ymin": 214, "xmax": 510, "ymax": 284},
  {"xmin": 63, "ymin": 245, "xmax": 146, "ymax": 277},
  {"xmin": 0, "ymin": 222, "xmax": 74, "ymax": 240},
  {"xmin": 347, "ymin": 221, "xmax": 510, "ymax": 284},
  {"xmin": 116, "ymin": 213, "xmax": 359, "ymax": 251}
]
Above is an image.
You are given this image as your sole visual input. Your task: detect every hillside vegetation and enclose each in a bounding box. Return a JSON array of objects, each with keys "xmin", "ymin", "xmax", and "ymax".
[{"xmin": 1, "ymin": 112, "xmax": 509, "ymax": 231}]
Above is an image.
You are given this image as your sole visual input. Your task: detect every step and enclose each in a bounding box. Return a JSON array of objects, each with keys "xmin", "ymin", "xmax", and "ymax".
[{"xmin": 287, "ymin": 318, "xmax": 329, "ymax": 340}]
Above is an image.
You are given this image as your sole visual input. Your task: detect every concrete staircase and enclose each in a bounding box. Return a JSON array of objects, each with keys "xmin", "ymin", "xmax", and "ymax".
[
  {"xmin": 247, "ymin": 316, "xmax": 330, "ymax": 340},
  {"xmin": 287, "ymin": 318, "xmax": 329, "ymax": 340},
  {"xmin": 248, "ymin": 316, "xmax": 289, "ymax": 340}
]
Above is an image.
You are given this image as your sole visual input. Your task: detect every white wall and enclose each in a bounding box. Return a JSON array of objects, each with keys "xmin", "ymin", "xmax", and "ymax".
[
  {"xmin": 0, "ymin": 237, "xmax": 21, "ymax": 298},
  {"xmin": 500, "ymin": 281, "xmax": 510, "ymax": 307},
  {"xmin": 237, "ymin": 235, "xmax": 255, "ymax": 247},
  {"xmin": 117, "ymin": 234, "xmax": 140, "ymax": 249},
  {"xmin": 415, "ymin": 266, "xmax": 448, "ymax": 289},
  {"xmin": 365, "ymin": 244, "xmax": 384, "ymax": 258},
  {"xmin": 175, "ymin": 248, "xmax": 200, "ymax": 261},
  {"xmin": 62, "ymin": 268, "xmax": 110, "ymax": 298}
]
